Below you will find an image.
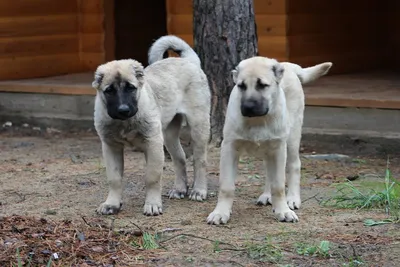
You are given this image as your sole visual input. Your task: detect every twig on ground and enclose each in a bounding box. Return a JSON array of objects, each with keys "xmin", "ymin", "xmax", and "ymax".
[
  {"xmin": 302, "ymin": 193, "xmax": 320, "ymax": 203},
  {"xmin": 130, "ymin": 220, "xmax": 144, "ymax": 233},
  {"xmin": 81, "ymin": 216, "xmax": 91, "ymax": 227}
]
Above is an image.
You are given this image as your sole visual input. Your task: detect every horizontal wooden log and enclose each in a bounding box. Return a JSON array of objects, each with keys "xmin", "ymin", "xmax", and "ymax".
[
  {"xmin": 0, "ymin": 83, "xmax": 95, "ymax": 95},
  {"xmin": 79, "ymin": 14, "xmax": 104, "ymax": 34},
  {"xmin": 80, "ymin": 34, "xmax": 104, "ymax": 53},
  {"xmin": 80, "ymin": 52, "xmax": 105, "ymax": 70},
  {"xmin": 258, "ymin": 36, "xmax": 287, "ymax": 59},
  {"xmin": 0, "ymin": 35, "xmax": 78, "ymax": 58},
  {"xmin": 288, "ymin": 33, "xmax": 379, "ymax": 58},
  {"xmin": 0, "ymin": 15, "xmax": 78, "ymax": 37},
  {"xmin": 167, "ymin": 0, "xmax": 286, "ymax": 14},
  {"xmin": 290, "ymin": 52, "xmax": 384, "ymax": 74},
  {"xmin": 168, "ymin": 14, "xmax": 286, "ymax": 36},
  {"xmin": 79, "ymin": 0, "xmax": 103, "ymax": 14},
  {"xmin": 0, "ymin": 0, "xmax": 77, "ymax": 17},
  {"xmin": 0, "ymin": 54, "xmax": 83, "ymax": 80},
  {"xmin": 288, "ymin": 13, "xmax": 380, "ymax": 35},
  {"xmin": 287, "ymin": 0, "xmax": 382, "ymax": 14}
]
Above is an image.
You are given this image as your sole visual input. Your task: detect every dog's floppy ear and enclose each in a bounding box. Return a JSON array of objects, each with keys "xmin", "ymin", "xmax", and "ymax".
[
  {"xmin": 92, "ymin": 70, "xmax": 104, "ymax": 89},
  {"xmin": 272, "ymin": 62, "xmax": 285, "ymax": 83},
  {"xmin": 231, "ymin": 66, "xmax": 239, "ymax": 84},
  {"xmin": 131, "ymin": 62, "xmax": 145, "ymax": 86}
]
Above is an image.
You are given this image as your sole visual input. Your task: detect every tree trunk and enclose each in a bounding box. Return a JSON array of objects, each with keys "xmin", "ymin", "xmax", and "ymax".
[{"xmin": 193, "ymin": 0, "xmax": 258, "ymax": 145}]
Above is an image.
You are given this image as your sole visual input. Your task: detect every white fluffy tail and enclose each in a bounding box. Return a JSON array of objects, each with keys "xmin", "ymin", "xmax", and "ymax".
[
  {"xmin": 148, "ymin": 35, "xmax": 201, "ymax": 67},
  {"xmin": 283, "ymin": 62, "xmax": 333, "ymax": 85}
]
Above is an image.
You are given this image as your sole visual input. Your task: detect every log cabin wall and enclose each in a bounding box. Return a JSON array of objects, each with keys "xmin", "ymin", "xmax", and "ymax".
[
  {"xmin": 0, "ymin": 0, "xmax": 105, "ymax": 81},
  {"xmin": 286, "ymin": 0, "xmax": 385, "ymax": 74},
  {"xmin": 389, "ymin": 0, "xmax": 400, "ymax": 69},
  {"xmin": 166, "ymin": 0, "xmax": 289, "ymax": 62}
]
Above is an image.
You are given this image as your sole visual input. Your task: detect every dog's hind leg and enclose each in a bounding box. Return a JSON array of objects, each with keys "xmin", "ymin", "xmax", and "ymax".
[
  {"xmin": 256, "ymin": 160, "xmax": 272, "ymax": 206},
  {"xmin": 286, "ymin": 126, "xmax": 302, "ymax": 210},
  {"xmin": 97, "ymin": 141, "xmax": 124, "ymax": 215},
  {"xmin": 186, "ymin": 112, "xmax": 210, "ymax": 201},
  {"xmin": 164, "ymin": 114, "xmax": 188, "ymax": 199}
]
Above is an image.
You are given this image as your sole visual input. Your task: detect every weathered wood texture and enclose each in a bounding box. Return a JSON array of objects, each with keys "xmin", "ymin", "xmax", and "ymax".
[
  {"xmin": 167, "ymin": 0, "xmax": 287, "ymax": 61},
  {"xmin": 286, "ymin": 0, "xmax": 387, "ymax": 74},
  {"xmin": 389, "ymin": 0, "xmax": 400, "ymax": 68},
  {"xmin": 193, "ymin": 0, "xmax": 258, "ymax": 143},
  {"xmin": 0, "ymin": 0, "xmax": 105, "ymax": 80}
]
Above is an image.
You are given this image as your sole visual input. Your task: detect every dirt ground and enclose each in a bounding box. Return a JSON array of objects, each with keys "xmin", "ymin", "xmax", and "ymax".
[{"xmin": 1, "ymin": 127, "xmax": 400, "ymax": 267}]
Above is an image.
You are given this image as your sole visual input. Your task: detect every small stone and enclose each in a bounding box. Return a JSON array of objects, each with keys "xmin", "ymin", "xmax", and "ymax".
[
  {"xmin": 44, "ymin": 210, "xmax": 57, "ymax": 215},
  {"xmin": 91, "ymin": 246, "xmax": 104, "ymax": 252},
  {"xmin": 22, "ymin": 123, "xmax": 29, "ymax": 128},
  {"xmin": 32, "ymin": 127, "xmax": 41, "ymax": 131}
]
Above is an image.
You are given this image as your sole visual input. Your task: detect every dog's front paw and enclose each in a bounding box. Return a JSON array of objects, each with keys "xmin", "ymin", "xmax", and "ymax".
[
  {"xmin": 273, "ymin": 206, "xmax": 299, "ymax": 222},
  {"xmin": 286, "ymin": 193, "xmax": 301, "ymax": 210},
  {"xmin": 207, "ymin": 209, "xmax": 230, "ymax": 225},
  {"xmin": 189, "ymin": 188, "xmax": 207, "ymax": 201},
  {"xmin": 256, "ymin": 192, "xmax": 272, "ymax": 206},
  {"xmin": 168, "ymin": 187, "xmax": 188, "ymax": 200},
  {"xmin": 96, "ymin": 202, "xmax": 122, "ymax": 215},
  {"xmin": 143, "ymin": 202, "xmax": 163, "ymax": 216}
]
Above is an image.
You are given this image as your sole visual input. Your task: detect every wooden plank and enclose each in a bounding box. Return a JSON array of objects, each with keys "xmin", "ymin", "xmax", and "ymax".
[
  {"xmin": 256, "ymin": 15, "xmax": 286, "ymax": 36},
  {"xmin": 305, "ymin": 97, "xmax": 400, "ymax": 109},
  {"xmin": 258, "ymin": 36, "xmax": 287, "ymax": 59},
  {"xmin": 0, "ymin": 83, "xmax": 95, "ymax": 95},
  {"xmin": 167, "ymin": 0, "xmax": 285, "ymax": 15},
  {"xmin": 0, "ymin": 15, "xmax": 78, "ymax": 37},
  {"xmin": 103, "ymin": 0, "xmax": 115, "ymax": 61},
  {"xmin": 79, "ymin": 14, "xmax": 104, "ymax": 34},
  {"xmin": 288, "ymin": 33, "xmax": 379, "ymax": 58},
  {"xmin": 0, "ymin": 54, "xmax": 83, "ymax": 80},
  {"xmin": 168, "ymin": 14, "xmax": 287, "ymax": 36},
  {"xmin": 287, "ymin": 13, "xmax": 380, "ymax": 35},
  {"xmin": 168, "ymin": 14, "xmax": 192, "ymax": 35},
  {"xmin": 289, "ymin": 53, "xmax": 383, "ymax": 74},
  {"xmin": 80, "ymin": 34, "xmax": 104, "ymax": 53},
  {"xmin": 79, "ymin": 0, "xmax": 103, "ymax": 13},
  {"xmin": 0, "ymin": 35, "xmax": 78, "ymax": 58},
  {"xmin": 81, "ymin": 52, "xmax": 105, "ymax": 70},
  {"xmin": 287, "ymin": 0, "xmax": 380, "ymax": 14},
  {"xmin": 0, "ymin": 0, "xmax": 77, "ymax": 17},
  {"xmin": 167, "ymin": 0, "xmax": 192, "ymax": 15},
  {"xmin": 254, "ymin": 0, "xmax": 286, "ymax": 14}
]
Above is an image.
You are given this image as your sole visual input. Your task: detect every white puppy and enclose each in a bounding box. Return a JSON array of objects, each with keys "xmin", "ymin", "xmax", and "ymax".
[
  {"xmin": 207, "ymin": 57, "xmax": 332, "ymax": 224},
  {"xmin": 92, "ymin": 36, "xmax": 210, "ymax": 216}
]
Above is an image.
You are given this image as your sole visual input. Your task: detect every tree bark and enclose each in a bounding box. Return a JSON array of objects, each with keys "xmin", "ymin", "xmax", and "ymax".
[{"xmin": 193, "ymin": 0, "xmax": 258, "ymax": 145}]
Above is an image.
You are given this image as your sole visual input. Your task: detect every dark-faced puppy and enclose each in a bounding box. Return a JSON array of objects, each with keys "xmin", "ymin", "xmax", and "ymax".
[{"xmin": 92, "ymin": 60, "xmax": 144, "ymax": 121}]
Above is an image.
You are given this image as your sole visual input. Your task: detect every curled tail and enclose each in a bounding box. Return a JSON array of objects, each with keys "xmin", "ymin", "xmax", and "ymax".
[
  {"xmin": 282, "ymin": 61, "xmax": 333, "ymax": 85},
  {"xmin": 148, "ymin": 35, "xmax": 201, "ymax": 67}
]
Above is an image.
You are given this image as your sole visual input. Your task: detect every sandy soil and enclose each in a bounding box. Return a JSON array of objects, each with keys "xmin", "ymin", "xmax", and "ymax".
[{"xmin": 1, "ymin": 128, "xmax": 399, "ymax": 266}]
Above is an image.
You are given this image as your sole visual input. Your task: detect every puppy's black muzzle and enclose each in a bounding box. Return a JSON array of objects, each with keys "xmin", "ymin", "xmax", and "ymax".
[{"xmin": 241, "ymin": 100, "xmax": 269, "ymax": 117}]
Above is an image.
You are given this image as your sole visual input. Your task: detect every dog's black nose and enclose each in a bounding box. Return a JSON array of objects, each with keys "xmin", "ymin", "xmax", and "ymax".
[
  {"xmin": 117, "ymin": 104, "xmax": 130, "ymax": 115},
  {"xmin": 241, "ymin": 100, "xmax": 268, "ymax": 117}
]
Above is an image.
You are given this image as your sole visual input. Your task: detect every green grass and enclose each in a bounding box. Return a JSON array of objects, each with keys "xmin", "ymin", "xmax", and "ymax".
[
  {"xmin": 245, "ymin": 237, "xmax": 283, "ymax": 263},
  {"xmin": 321, "ymin": 161, "xmax": 400, "ymax": 225},
  {"xmin": 142, "ymin": 232, "xmax": 159, "ymax": 250},
  {"xmin": 296, "ymin": 240, "xmax": 332, "ymax": 258}
]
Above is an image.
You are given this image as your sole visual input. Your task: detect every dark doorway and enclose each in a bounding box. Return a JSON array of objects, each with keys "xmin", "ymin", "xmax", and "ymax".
[{"xmin": 114, "ymin": 1, "xmax": 168, "ymax": 66}]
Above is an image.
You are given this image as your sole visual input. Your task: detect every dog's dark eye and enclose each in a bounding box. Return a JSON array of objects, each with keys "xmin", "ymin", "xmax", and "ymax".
[
  {"xmin": 256, "ymin": 79, "xmax": 269, "ymax": 90},
  {"xmin": 238, "ymin": 82, "xmax": 247, "ymax": 90},
  {"xmin": 125, "ymin": 84, "xmax": 137, "ymax": 92},
  {"xmin": 104, "ymin": 86, "xmax": 116, "ymax": 95}
]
